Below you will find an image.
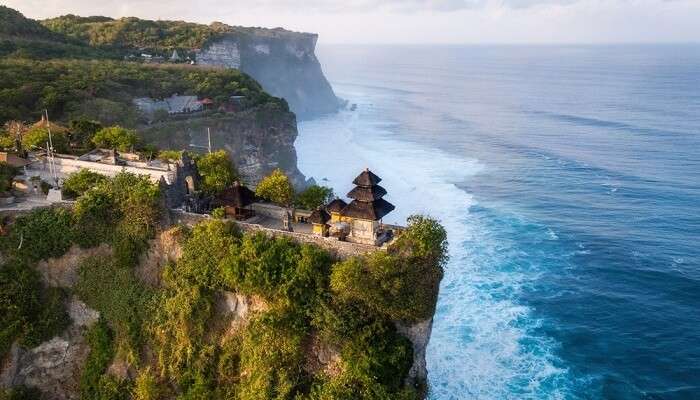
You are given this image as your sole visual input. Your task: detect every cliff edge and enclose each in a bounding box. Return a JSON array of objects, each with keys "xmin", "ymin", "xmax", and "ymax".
[{"xmin": 199, "ymin": 28, "xmax": 342, "ymax": 119}]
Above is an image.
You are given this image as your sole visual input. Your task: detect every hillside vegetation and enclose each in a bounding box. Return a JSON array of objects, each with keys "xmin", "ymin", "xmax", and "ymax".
[
  {"xmin": 0, "ymin": 171, "xmax": 448, "ymax": 399},
  {"xmin": 41, "ymin": 14, "xmax": 233, "ymax": 52},
  {"xmin": 0, "ymin": 58, "xmax": 287, "ymax": 127}
]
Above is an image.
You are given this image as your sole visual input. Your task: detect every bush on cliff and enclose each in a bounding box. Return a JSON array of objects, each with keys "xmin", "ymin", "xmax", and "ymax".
[
  {"xmin": 0, "ymin": 259, "xmax": 69, "ymax": 356},
  {"xmin": 0, "ymin": 207, "xmax": 74, "ymax": 262},
  {"xmin": 330, "ymin": 215, "xmax": 448, "ymax": 322},
  {"xmin": 62, "ymin": 169, "xmax": 108, "ymax": 199}
]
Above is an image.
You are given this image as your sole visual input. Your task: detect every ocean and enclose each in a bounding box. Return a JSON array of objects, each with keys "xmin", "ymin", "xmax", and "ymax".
[{"xmin": 295, "ymin": 44, "xmax": 700, "ymax": 400}]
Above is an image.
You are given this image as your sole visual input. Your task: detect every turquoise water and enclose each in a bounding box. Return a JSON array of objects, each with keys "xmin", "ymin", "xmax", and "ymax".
[{"xmin": 295, "ymin": 44, "xmax": 700, "ymax": 399}]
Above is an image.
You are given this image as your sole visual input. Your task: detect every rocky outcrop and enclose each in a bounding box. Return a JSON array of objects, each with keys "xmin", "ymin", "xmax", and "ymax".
[
  {"xmin": 140, "ymin": 104, "xmax": 308, "ymax": 187},
  {"xmin": 218, "ymin": 292, "xmax": 269, "ymax": 338},
  {"xmin": 396, "ymin": 317, "xmax": 434, "ymax": 388},
  {"xmin": 35, "ymin": 244, "xmax": 112, "ymax": 288},
  {"xmin": 0, "ymin": 297, "xmax": 99, "ymax": 400},
  {"xmin": 198, "ymin": 29, "xmax": 341, "ymax": 119},
  {"xmin": 136, "ymin": 226, "xmax": 186, "ymax": 287}
]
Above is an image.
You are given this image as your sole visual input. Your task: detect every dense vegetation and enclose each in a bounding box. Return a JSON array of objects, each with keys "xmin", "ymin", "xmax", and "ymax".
[
  {"xmin": 0, "ymin": 58, "xmax": 286, "ymax": 127},
  {"xmin": 41, "ymin": 14, "xmax": 233, "ymax": 53},
  {"xmin": 0, "ymin": 174, "xmax": 447, "ymax": 399},
  {"xmin": 0, "ymin": 172, "xmax": 162, "ymax": 364},
  {"xmin": 0, "ymin": 6, "xmax": 115, "ymax": 60}
]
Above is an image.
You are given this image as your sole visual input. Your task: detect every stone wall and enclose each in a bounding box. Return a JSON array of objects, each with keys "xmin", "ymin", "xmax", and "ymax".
[{"xmin": 169, "ymin": 210, "xmax": 378, "ymax": 259}]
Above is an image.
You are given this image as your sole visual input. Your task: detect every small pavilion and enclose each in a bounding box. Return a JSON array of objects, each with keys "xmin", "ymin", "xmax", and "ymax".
[
  {"xmin": 309, "ymin": 206, "xmax": 331, "ymax": 236},
  {"xmin": 213, "ymin": 181, "xmax": 256, "ymax": 219}
]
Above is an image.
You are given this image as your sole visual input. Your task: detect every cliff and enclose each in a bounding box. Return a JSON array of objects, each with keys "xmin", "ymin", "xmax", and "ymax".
[
  {"xmin": 139, "ymin": 104, "xmax": 308, "ymax": 187},
  {"xmin": 0, "ymin": 209, "xmax": 444, "ymax": 399},
  {"xmin": 198, "ymin": 29, "xmax": 341, "ymax": 119}
]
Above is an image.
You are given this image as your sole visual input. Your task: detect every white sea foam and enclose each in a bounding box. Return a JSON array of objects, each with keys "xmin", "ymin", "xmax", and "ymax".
[{"xmin": 296, "ymin": 94, "xmax": 573, "ymax": 399}]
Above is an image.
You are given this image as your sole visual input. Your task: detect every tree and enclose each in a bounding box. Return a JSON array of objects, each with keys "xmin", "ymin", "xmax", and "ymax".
[
  {"xmin": 69, "ymin": 117, "xmax": 102, "ymax": 148},
  {"xmin": 295, "ymin": 185, "xmax": 334, "ymax": 210},
  {"xmin": 62, "ymin": 169, "xmax": 108, "ymax": 198},
  {"xmin": 157, "ymin": 150, "xmax": 182, "ymax": 162},
  {"xmin": 91, "ymin": 126, "xmax": 138, "ymax": 152},
  {"xmin": 21, "ymin": 126, "xmax": 69, "ymax": 153},
  {"xmin": 195, "ymin": 150, "xmax": 237, "ymax": 195},
  {"xmin": 255, "ymin": 169, "xmax": 294, "ymax": 207}
]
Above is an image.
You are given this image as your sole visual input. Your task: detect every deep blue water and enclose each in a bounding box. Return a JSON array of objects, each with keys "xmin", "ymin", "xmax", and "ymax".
[{"xmin": 295, "ymin": 44, "xmax": 700, "ymax": 399}]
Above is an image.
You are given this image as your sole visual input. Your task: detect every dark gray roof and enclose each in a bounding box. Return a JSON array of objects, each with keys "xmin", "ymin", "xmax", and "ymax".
[
  {"xmin": 347, "ymin": 184, "xmax": 387, "ymax": 202},
  {"xmin": 309, "ymin": 207, "xmax": 331, "ymax": 224},
  {"xmin": 352, "ymin": 168, "xmax": 382, "ymax": 187},
  {"xmin": 214, "ymin": 182, "xmax": 255, "ymax": 208},
  {"xmin": 326, "ymin": 198, "xmax": 348, "ymax": 213},
  {"xmin": 341, "ymin": 198, "xmax": 395, "ymax": 221}
]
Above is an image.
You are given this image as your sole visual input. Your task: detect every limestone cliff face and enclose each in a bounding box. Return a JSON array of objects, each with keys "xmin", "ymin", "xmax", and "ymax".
[
  {"xmin": 198, "ymin": 29, "xmax": 341, "ymax": 119},
  {"xmin": 140, "ymin": 104, "xmax": 308, "ymax": 188}
]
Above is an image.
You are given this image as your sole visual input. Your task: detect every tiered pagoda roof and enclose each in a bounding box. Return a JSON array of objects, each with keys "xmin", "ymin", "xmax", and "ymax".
[{"xmin": 341, "ymin": 168, "xmax": 395, "ymax": 221}]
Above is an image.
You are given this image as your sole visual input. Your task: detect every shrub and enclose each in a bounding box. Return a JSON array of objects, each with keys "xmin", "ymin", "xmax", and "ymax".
[
  {"xmin": 157, "ymin": 149, "xmax": 182, "ymax": 162},
  {"xmin": 195, "ymin": 150, "xmax": 237, "ymax": 195},
  {"xmin": 220, "ymin": 233, "xmax": 332, "ymax": 318},
  {"xmin": 62, "ymin": 169, "xmax": 108, "ymax": 198},
  {"xmin": 0, "ymin": 162, "xmax": 16, "ymax": 193},
  {"xmin": 255, "ymin": 169, "xmax": 294, "ymax": 207},
  {"xmin": 237, "ymin": 312, "xmax": 307, "ymax": 400},
  {"xmin": 132, "ymin": 367, "xmax": 161, "ymax": 400},
  {"xmin": 295, "ymin": 185, "xmax": 334, "ymax": 211},
  {"xmin": 21, "ymin": 126, "xmax": 69, "ymax": 153},
  {"xmin": 92, "ymin": 126, "xmax": 138, "ymax": 152},
  {"xmin": 68, "ymin": 117, "xmax": 102, "ymax": 148},
  {"xmin": 0, "ymin": 259, "xmax": 68, "ymax": 356},
  {"xmin": 0, "ymin": 207, "xmax": 73, "ymax": 262},
  {"xmin": 72, "ymin": 185, "xmax": 117, "ymax": 247},
  {"xmin": 76, "ymin": 256, "xmax": 151, "ymax": 363},
  {"xmin": 329, "ymin": 215, "xmax": 447, "ymax": 323},
  {"xmin": 80, "ymin": 317, "xmax": 115, "ymax": 400}
]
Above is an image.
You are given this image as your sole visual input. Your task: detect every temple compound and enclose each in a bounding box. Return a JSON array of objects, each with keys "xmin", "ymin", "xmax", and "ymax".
[
  {"xmin": 311, "ymin": 169, "xmax": 396, "ymax": 246},
  {"xmin": 10, "ymin": 149, "xmax": 207, "ymax": 212}
]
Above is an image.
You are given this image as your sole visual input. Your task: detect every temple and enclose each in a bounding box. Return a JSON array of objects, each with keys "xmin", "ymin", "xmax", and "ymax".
[{"xmin": 315, "ymin": 168, "xmax": 396, "ymax": 245}]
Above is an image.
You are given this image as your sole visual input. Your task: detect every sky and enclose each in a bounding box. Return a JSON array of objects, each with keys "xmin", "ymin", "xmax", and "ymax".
[{"xmin": 4, "ymin": 0, "xmax": 700, "ymax": 44}]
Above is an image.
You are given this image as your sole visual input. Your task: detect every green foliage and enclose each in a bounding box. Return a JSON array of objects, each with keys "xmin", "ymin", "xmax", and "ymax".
[
  {"xmin": 330, "ymin": 215, "xmax": 447, "ymax": 322},
  {"xmin": 69, "ymin": 117, "xmax": 102, "ymax": 148},
  {"xmin": 0, "ymin": 58, "xmax": 286, "ymax": 126},
  {"xmin": 76, "ymin": 256, "xmax": 152, "ymax": 364},
  {"xmin": 0, "ymin": 259, "xmax": 69, "ymax": 357},
  {"xmin": 237, "ymin": 312, "xmax": 307, "ymax": 400},
  {"xmin": 41, "ymin": 14, "xmax": 231, "ymax": 51},
  {"xmin": 295, "ymin": 185, "xmax": 334, "ymax": 211},
  {"xmin": 92, "ymin": 126, "xmax": 138, "ymax": 151},
  {"xmin": 21, "ymin": 126, "xmax": 69, "ymax": 153},
  {"xmin": 255, "ymin": 169, "xmax": 295, "ymax": 207},
  {"xmin": 0, "ymin": 162, "xmax": 17, "ymax": 193},
  {"xmin": 211, "ymin": 207, "xmax": 225, "ymax": 219},
  {"xmin": 80, "ymin": 317, "xmax": 115, "ymax": 399},
  {"xmin": 157, "ymin": 149, "xmax": 182, "ymax": 162},
  {"xmin": 132, "ymin": 368, "xmax": 161, "ymax": 400},
  {"xmin": 0, "ymin": 385, "xmax": 43, "ymax": 400},
  {"xmin": 393, "ymin": 215, "xmax": 449, "ymax": 267},
  {"xmin": 195, "ymin": 150, "xmax": 237, "ymax": 195},
  {"xmin": 62, "ymin": 169, "xmax": 108, "ymax": 198},
  {"xmin": 0, "ymin": 207, "xmax": 73, "ymax": 262}
]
